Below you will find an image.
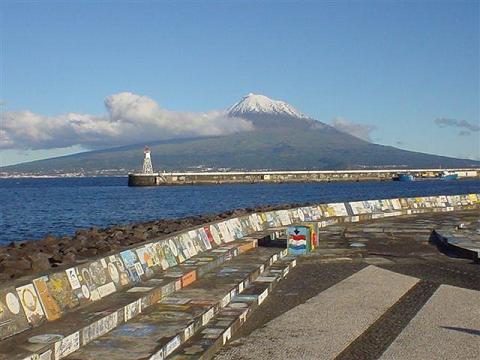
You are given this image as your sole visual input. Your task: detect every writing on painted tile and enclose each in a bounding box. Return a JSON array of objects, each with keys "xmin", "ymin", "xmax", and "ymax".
[
  {"xmin": 258, "ymin": 288, "xmax": 269, "ymax": 305},
  {"xmin": 124, "ymin": 299, "xmax": 142, "ymax": 322},
  {"xmin": 54, "ymin": 331, "xmax": 79, "ymax": 360},
  {"xmin": 184, "ymin": 322, "xmax": 195, "ymax": 341},
  {"xmin": 149, "ymin": 349, "xmax": 164, "ymax": 360},
  {"xmin": 82, "ymin": 312, "xmax": 118, "ymax": 345},
  {"xmin": 164, "ymin": 335, "xmax": 181, "ymax": 356},
  {"xmin": 222, "ymin": 326, "xmax": 232, "ymax": 345},
  {"xmin": 202, "ymin": 308, "xmax": 214, "ymax": 326}
]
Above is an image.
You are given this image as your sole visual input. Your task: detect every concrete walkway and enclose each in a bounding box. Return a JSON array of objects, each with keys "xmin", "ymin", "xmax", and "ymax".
[
  {"xmin": 215, "ymin": 266, "xmax": 419, "ymax": 360},
  {"xmin": 380, "ymin": 284, "xmax": 480, "ymax": 360}
]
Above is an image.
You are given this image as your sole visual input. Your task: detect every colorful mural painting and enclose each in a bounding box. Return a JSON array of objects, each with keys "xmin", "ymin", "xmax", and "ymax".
[
  {"xmin": 0, "ymin": 192, "xmax": 478, "ymax": 358},
  {"xmin": 287, "ymin": 226, "xmax": 311, "ymax": 256}
]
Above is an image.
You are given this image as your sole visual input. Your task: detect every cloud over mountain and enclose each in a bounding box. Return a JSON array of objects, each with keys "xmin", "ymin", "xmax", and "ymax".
[
  {"xmin": 330, "ymin": 117, "xmax": 376, "ymax": 141},
  {"xmin": 434, "ymin": 118, "xmax": 479, "ymax": 136},
  {"xmin": 0, "ymin": 92, "xmax": 253, "ymax": 150}
]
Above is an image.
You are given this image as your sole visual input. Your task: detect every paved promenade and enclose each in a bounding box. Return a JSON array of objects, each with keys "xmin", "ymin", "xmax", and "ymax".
[
  {"xmin": 1, "ymin": 199, "xmax": 478, "ymax": 360},
  {"xmin": 216, "ymin": 210, "xmax": 480, "ymax": 360}
]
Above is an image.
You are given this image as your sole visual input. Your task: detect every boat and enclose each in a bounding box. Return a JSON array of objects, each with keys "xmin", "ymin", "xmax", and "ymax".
[
  {"xmin": 438, "ymin": 171, "xmax": 458, "ymax": 181},
  {"xmin": 393, "ymin": 173, "xmax": 415, "ymax": 182}
]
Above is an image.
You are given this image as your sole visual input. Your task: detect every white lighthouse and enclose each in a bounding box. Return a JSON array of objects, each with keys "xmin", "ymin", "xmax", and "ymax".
[{"xmin": 142, "ymin": 147, "xmax": 154, "ymax": 174}]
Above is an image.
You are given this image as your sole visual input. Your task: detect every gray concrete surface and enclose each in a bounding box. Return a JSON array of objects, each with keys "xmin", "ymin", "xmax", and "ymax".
[
  {"xmin": 380, "ymin": 284, "xmax": 480, "ymax": 360},
  {"xmin": 215, "ymin": 266, "xmax": 418, "ymax": 360}
]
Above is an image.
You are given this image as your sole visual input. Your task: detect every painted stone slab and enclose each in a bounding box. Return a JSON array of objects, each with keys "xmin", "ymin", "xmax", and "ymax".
[
  {"xmin": 247, "ymin": 214, "xmax": 260, "ymax": 232},
  {"xmin": 33, "ymin": 276, "xmax": 62, "ymax": 321},
  {"xmin": 197, "ymin": 228, "xmax": 212, "ymax": 250},
  {"xmin": 263, "ymin": 212, "xmax": 276, "ymax": 227},
  {"xmin": 134, "ymin": 246, "xmax": 156, "ymax": 277},
  {"xmin": 177, "ymin": 234, "xmax": 194, "ymax": 259},
  {"xmin": 202, "ymin": 226, "xmax": 217, "ymax": 247},
  {"xmin": 253, "ymin": 213, "xmax": 266, "ymax": 231},
  {"xmin": 120, "ymin": 250, "xmax": 142, "ymax": 284},
  {"xmin": 287, "ymin": 226, "xmax": 311, "ymax": 256},
  {"xmin": 76, "ymin": 260, "xmax": 113, "ymax": 302},
  {"xmin": 181, "ymin": 271, "xmax": 197, "ymax": 288},
  {"xmin": 136, "ymin": 245, "xmax": 155, "ymax": 268},
  {"xmin": 145, "ymin": 243, "xmax": 162, "ymax": 267},
  {"xmin": 305, "ymin": 207, "xmax": 316, "ymax": 221},
  {"xmin": 54, "ymin": 331, "xmax": 80, "ymax": 360},
  {"xmin": 239, "ymin": 216, "xmax": 254, "ymax": 234},
  {"xmin": 218, "ymin": 222, "xmax": 234, "ymax": 243},
  {"xmin": 164, "ymin": 238, "xmax": 181, "ymax": 266},
  {"xmin": 309, "ymin": 206, "xmax": 322, "ymax": 220},
  {"xmin": 228, "ymin": 219, "xmax": 241, "ymax": 239},
  {"xmin": 213, "ymin": 223, "xmax": 226, "ymax": 243},
  {"xmin": 187, "ymin": 230, "xmax": 205, "ymax": 253},
  {"xmin": 16, "ymin": 283, "xmax": 45, "ymax": 326},
  {"xmin": 389, "ymin": 198, "xmax": 402, "ymax": 210},
  {"xmin": 124, "ymin": 299, "xmax": 142, "ymax": 322},
  {"xmin": 349, "ymin": 201, "xmax": 369, "ymax": 215},
  {"xmin": 106, "ymin": 254, "xmax": 131, "ymax": 288},
  {"xmin": 328, "ymin": 203, "xmax": 349, "ymax": 217},
  {"xmin": 276, "ymin": 210, "xmax": 291, "ymax": 226},
  {"xmin": 0, "ymin": 287, "xmax": 30, "ymax": 340},
  {"xmin": 237, "ymin": 240, "xmax": 256, "ymax": 254},
  {"xmin": 208, "ymin": 225, "xmax": 223, "ymax": 246},
  {"xmin": 224, "ymin": 220, "xmax": 238, "ymax": 241},
  {"xmin": 81, "ymin": 312, "xmax": 118, "ymax": 346}
]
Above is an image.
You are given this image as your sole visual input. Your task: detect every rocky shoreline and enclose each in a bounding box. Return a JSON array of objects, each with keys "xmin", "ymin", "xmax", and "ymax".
[{"xmin": 0, "ymin": 203, "xmax": 305, "ymax": 281}]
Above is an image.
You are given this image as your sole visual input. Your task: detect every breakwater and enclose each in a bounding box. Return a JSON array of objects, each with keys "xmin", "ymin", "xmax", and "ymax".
[
  {"xmin": 0, "ymin": 192, "xmax": 478, "ymax": 359},
  {"xmin": 128, "ymin": 168, "xmax": 480, "ymax": 186}
]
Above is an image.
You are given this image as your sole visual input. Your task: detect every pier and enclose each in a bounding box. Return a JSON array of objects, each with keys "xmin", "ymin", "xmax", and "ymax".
[
  {"xmin": 127, "ymin": 147, "xmax": 480, "ymax": 186},
  {"xmin": 128, "ymin": 168, "xmax": 480, "ymax": 186}
]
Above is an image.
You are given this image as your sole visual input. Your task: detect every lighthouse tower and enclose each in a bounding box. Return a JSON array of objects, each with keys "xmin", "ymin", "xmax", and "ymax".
[{"xmin": 142, "ymin": 147, "xmax": 154, "ymax": 174}]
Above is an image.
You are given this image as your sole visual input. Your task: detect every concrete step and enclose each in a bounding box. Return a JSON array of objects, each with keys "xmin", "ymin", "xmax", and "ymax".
[
  {"xmin": 213, "ymin": 265, "xmax": 419, "ymax": 360},
  {"xmin": 61, "ymin": 247, "xmax": 293, "ymax": 360},
  {"xmin": 167, "ymin": 256, "xmax": 297, "ymax": 359},
  {"xmin": 0, "ymin": 238, "xmax": 259, "ymax": 360},
  {"xmin": 380, "ymin": 284, "xmax": 480, "ymax": 360}
]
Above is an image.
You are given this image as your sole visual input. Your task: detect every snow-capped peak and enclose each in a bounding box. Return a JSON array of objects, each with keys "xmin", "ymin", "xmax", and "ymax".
[{"xmin": 227, "ymin": 93, "xmax": 307, "ymax": 118}]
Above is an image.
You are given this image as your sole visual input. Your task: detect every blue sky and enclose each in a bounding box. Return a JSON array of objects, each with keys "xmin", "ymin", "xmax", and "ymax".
[{"xmin": 1, "ymin": 0, "xmax": 478, "ymax": 166}]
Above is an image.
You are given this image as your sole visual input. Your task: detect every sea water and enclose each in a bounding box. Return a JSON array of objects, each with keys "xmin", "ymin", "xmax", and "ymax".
[{"xmin": 1, "ymin": 177, "xmax": 479, "ymax": 243}]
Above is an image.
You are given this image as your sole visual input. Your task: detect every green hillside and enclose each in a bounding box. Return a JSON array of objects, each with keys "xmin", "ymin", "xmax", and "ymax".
[{"xmin": 2, "ymin": 127, "xmax": 478, "ymax": 175}]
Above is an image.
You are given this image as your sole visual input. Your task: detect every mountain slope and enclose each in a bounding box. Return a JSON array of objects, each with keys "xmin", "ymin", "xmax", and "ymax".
[{"xmin": 2, "ymin": 94, "xmax": 478, "ymax": 174}]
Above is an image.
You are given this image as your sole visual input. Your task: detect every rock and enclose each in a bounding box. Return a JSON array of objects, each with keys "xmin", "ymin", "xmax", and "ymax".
[
  {"xmin": 0, "ymin": 272, "xmax": 12, "ymax": 281},
  {"xmin": 1, "ymin": 257, "xmax": 31, "ymax": 270},
  {"xmin": 62, "ymin": 252, "xmax": 76, "ymax": 264},
  {"xmin": 28, "ymin": 253, "xmax": 51, "ymax": 272},
  {"xmin": 79, "ymin": 247, "xmax": 97, "ymax": 257},
  {"xmin": 43, "ymin": 234, "xmax": 57, "ymax": 245},
  {"xmin": 50, "ymin": 254, "xmax": 64, "ymax": 264}
]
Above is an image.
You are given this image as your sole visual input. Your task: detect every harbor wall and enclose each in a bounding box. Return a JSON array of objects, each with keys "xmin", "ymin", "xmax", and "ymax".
[
  {"xmin": 1, "ymin": 192, "xmax": 479, "ymax": 348},
  {"xmin": 128, "ymin": 168, "xmax": 480, "ymax": 186}
]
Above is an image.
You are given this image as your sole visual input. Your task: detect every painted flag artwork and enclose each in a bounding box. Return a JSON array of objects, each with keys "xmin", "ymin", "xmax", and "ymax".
[{"xmin": 287, "ymin": 226, "xmax": 311, "ymax": 256}]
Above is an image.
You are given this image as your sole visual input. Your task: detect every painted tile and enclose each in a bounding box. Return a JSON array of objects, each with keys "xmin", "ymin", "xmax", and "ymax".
[
  {"xmin": 16, "ymin": 284, "xmax": 45, "ymax": 326},
  {"xmin": 32, "ymin": 276, "xmax": 62, "ymax": 321},
  {"xmin": 0, "ymin": 287, "xmax": 30, "ymax": 340},
  {"xmin": 208, "ymin": 225, "xmax": 223, "ymax": 246},
  {"xmin": 54, "ymin": 331, "xmax": 80, "ymax": 360},
  {"xmin": 120, "ymin": 250, "xmax": 142, "ymax": 284},
  {"xmin": 81, "ymin": 312, "xmax": 118, "ymax": 346},
  {"xmin": 181, "ymin": 271, "xmax": 197, "ymax": 288}
]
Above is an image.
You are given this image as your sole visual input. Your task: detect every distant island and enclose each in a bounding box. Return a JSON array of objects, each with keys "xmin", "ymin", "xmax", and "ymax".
[{"xmin": 1, "ymin": 94, "xmax": 478, "ymax": 177}]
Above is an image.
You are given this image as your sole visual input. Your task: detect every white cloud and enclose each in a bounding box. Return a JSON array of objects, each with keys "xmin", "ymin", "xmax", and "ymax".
[
  {"xmin": 0, "ymin": 92, "xmax": 254, "ymax": 150},
  {"xmin": 330, "ymin": 117, "xmax": 376, "ymax": 141}
]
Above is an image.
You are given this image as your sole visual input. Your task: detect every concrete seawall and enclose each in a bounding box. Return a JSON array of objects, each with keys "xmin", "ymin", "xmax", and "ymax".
[
  {"xmin": 1, "ymin": 193, "xmax": 479, "ymax": 359},
  {"xmin": 128, "ymin": 168, "xmax": 480, "ymax": 186}
]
